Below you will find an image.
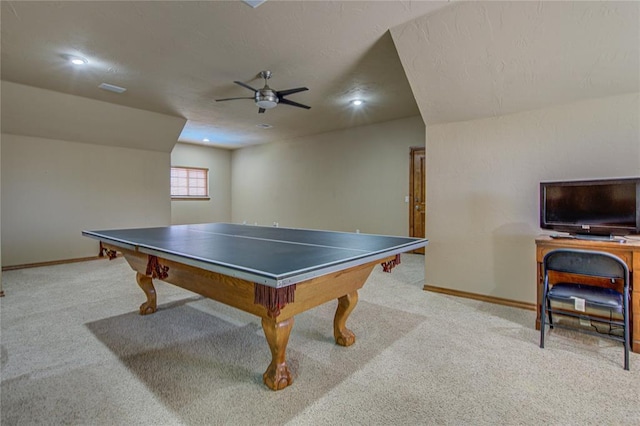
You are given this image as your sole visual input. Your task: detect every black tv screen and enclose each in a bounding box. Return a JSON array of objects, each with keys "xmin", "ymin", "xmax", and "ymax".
[{"xmin": 540, "ymin": 177, "xmax": 640, "ymax": 237}]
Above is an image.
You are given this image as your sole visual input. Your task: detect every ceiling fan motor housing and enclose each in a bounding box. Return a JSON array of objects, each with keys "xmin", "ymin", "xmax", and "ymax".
[{"xmin": 255, "ymin": 88, "xmax": 278, "ymax": 109}]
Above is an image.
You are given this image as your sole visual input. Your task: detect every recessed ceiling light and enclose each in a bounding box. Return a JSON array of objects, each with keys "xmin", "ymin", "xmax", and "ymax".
[
  {"xmin": 67, "ymin": 55, "xmax": 88, "ymax": 65},
  {"xmin": 351, "ymin": 99, "xmax": 364, "ymax": 106},
  {"xmin": 256, "ymin": 123, "xmax": 272, "ymax": 129}
]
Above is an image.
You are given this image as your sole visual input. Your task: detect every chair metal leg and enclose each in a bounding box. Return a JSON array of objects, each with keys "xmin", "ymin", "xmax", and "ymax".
[
  {"xmin": 624, "ymin": 300, "xmax": 630, "ymax": 371},
  {"xmin": 624, "ymin": 342, "xmax": 629, "ymax": 371},
  {"xmin": 540, "ymin": 296, "xmax": 547, "ymax": 349}
]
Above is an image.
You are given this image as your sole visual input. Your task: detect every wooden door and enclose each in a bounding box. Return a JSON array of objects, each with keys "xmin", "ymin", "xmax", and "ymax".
[{"xmin": 409, "ymin": 147, "xmax": 426, "ymax": 254}]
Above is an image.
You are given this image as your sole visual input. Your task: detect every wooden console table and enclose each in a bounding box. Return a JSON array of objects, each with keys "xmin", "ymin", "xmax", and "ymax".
[{"xmin": 535, "ymin": 235, "xmax": 640, "ymax": 353}]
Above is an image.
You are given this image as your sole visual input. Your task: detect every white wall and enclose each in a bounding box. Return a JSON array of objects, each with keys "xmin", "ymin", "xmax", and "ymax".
[
  {"xmin": 1, "ymin": 134, "xmax": 171, "ymax": 266},
  {"xmin": 171, "ymin": 143, "xmax": 232, "ymax": 225},
  {"xmin": 231, "ymin": 116, "xmax": 424, "ymax": 236},
  {"xmin": 425, "ymin": 93, "xmax": 640, "ymax": 303}
]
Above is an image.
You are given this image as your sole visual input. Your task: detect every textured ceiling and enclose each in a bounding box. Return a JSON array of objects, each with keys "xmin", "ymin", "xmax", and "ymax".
[
  {"xmin": 392, "ymin": 1, "xmax": 639, "ymax": 125},
  {"xmin": 0, "ymin": 0, "xmax": 449, "ymax": 149},
  {"xmin": 2, "ymin": 1, "xmax": 637, "ymax": 150}
]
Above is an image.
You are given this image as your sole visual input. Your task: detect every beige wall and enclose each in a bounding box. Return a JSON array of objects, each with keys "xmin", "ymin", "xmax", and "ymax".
[
  {"xmin": 231, "ymin": 116, "xmax": 424, "ymax": 236},
  {"xmin": 1, "ymin": 134, "xmax": 171, "ymax": 266},
  {"xmin": 425, "ymin": 93, "xmax": 640, "ymax": 303},
  {"xmin": 0, "ymin": 143, "xmax": 2, "ymax": 290},
  {"xmin": 171, "ymin": 143, "xmax": 232, "ymax": 225},
  {"xmin": 1, "ymin": 82, "xmax": 183, "ymax": 267}
]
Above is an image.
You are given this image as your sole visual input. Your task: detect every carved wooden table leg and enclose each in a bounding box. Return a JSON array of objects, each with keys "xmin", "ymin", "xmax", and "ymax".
[
  {"xmin": 136, "ymin": 272, "xmax": 157, "ymax": 315},
  {"xmin": 334, "ymin": 291, "xmax": 358, "ymax": 346},
  {"xmin": 261, "ymin": 316, "xmax": 294, "ymax": 391}
]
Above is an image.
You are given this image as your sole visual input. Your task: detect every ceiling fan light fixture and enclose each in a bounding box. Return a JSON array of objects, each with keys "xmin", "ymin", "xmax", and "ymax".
[
  {"xmin": 351, "ymin": 99, "xmax": 364, "ymax": 106},
  {"xmin": 255, "ymin": 88, "xmax": 278, "ymax": 109},
  {"xmin": 256, "ymin": 99, "xmax": 278, "ymax": 109}
]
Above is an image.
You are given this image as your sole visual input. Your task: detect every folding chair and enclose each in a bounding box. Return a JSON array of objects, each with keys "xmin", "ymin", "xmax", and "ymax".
[{"xmin": 539, "ymin": 248, "xmax": 630, "ymax": 370}]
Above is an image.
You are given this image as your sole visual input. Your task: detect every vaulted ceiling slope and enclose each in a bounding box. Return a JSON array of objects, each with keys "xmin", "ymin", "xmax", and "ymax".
[
  {"xmin": 1, "ymin": 82, "xmax": 187, "ymax": 153},
  {"xmin": 392, "ymin": 1, "xmax": 639, "ymax": 125},
  {"xmin": 1, "ymin": 1, "xmax": 637, "ymax": 151},
  {"xmin": 0, "ymin": 0, "xmax": 448, "ymax": 149}
]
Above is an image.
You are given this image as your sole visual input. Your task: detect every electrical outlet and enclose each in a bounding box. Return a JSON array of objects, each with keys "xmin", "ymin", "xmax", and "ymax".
[
  {"xmin": 579, "ymin": 318, "xmax": 591, "ymax": 327},
  {"xmin": 571, "ymin": 297, "xmax": 586, "ymax": 312}
]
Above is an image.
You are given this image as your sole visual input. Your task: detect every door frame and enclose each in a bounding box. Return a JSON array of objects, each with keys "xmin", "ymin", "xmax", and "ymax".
[{"xmin": 409, "ymin": 146, "xmax": 426, "ymax": 254}]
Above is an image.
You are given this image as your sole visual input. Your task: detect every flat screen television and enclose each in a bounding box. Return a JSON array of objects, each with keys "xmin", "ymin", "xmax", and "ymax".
[{"xmin": 540, "ymin": 177, "xmax": 640, "ymax": 239}]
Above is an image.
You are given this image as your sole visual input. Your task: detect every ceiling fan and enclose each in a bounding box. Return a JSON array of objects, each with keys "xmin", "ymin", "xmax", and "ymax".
[{"xmin": 216, "ymin": 70, "xmax": 311, "ymax": 113}]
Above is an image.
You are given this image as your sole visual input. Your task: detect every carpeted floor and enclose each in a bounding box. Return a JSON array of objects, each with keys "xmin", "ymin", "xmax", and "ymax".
[{"xmin": 1, "ymin": 254, "xmax": 639, "ymax": 425}]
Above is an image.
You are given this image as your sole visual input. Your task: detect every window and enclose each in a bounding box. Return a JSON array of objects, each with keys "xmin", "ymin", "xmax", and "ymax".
[{"xmin": 171, "ymin": 167, "xmax": 209, "ymax": 199}]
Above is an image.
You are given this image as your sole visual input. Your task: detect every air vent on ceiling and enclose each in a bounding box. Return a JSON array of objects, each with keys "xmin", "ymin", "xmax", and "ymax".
[{"xmin": 99, "ymin": 83, "xmax": 127, "ymax": 94}]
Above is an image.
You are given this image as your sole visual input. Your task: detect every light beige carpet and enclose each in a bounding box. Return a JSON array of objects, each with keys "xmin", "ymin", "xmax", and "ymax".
[{"xmin": 1, "ymin": 254, "xmax": 639, "ymax": 425}]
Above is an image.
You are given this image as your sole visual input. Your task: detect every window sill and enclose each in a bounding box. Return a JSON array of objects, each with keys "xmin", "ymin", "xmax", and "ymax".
[{"xmin": 171, "ymin": 197, "xmax": 211, "ymax": 201}]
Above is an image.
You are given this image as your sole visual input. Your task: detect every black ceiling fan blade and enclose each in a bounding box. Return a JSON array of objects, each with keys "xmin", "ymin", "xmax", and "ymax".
[
  {"xmin": 258, "ymin": 107, "xmax": 266, "ymax": 114},
  {"xmin": 278, "ymin": 98, "xmax": 311, "ymax": 110},
  {"xmin": 216, "ymin": 97, "xmax": 254, "ymax": 102},
  {"xmin": 234, "ymin": 81, "xmax": 259, "ymax": 92},
  {"xmin": 276, "ymin": 87, "xmax": 309, "ymax": 97}
]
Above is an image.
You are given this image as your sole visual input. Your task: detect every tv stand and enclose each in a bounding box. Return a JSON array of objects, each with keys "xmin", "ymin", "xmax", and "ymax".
[{"xmin": 535, "ymin": 235, "xmax": 640, "ymax": 353}]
